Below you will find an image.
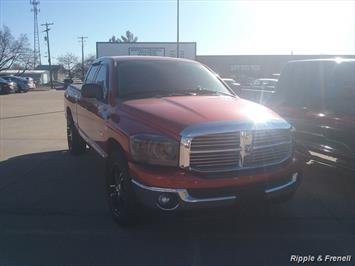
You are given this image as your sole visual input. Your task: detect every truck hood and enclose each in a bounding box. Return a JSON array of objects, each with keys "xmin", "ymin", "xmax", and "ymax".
[{"xmin": 122, "ymin": 96, "xmax": 287, "ymax": 137}]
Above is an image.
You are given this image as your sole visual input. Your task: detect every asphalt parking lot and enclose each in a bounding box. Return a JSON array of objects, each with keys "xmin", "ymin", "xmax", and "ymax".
[{"xmin": 0, "ymin": 91, "xmax": 354, "ymax": 266}]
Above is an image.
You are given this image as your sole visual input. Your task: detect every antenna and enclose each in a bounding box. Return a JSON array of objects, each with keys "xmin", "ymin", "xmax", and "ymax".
[{"xmin": 30, "ymin": 0, "xmax": 41, "ymax": 67}]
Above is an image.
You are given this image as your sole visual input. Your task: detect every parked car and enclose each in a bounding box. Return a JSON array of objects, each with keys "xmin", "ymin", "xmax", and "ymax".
[
  {"xmin": 64, "ymin": 56, "xmax": 302, "ymax": 226},
  {"xmin": 237, "ymin": 78, "xmax": 278, "ymax": 104},
  {"xmin": 222, "ymin": 78, "xmax": 241, "ymax": 93},
  {"xmin": 63, "ymin": 78, "xmax": 83, "ymax": 90},
  {"xmin": 251, "ymin": 78, "xmax": 278, "ymax": 89},
  {"xmin": 0, "ymin": 77, "xmax": 16, "ymax": 94},
  {"xmin": 25, "ymin": 77, "xmax": 36, "ymax": 89},
  {"xmin": 266, "ymin": 58, "xmax": 355, "ymax": 171},
  {"xmin": 1, "ymin": 76, "xmax": 29, "ymax": 93}
]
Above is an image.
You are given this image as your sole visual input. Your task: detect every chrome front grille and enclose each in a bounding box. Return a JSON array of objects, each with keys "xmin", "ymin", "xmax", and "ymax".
[
  {"xmin": 187, "ymin": 129, "xmax": 292, "ymax": 172},
  {"xmin": 189, "ymin": 132, "xmax": 240, "ymax": 172}
]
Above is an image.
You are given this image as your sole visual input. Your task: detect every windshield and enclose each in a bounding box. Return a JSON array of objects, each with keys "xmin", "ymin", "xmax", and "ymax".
[{"xmin": 117, "ymin": 60, "xmax": 232, "ymax": 99}]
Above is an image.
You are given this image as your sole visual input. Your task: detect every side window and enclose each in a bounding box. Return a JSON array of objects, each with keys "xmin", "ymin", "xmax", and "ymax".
[
  {"xmin": 95, "ymin": 64, "xmax": 108, "ymax": 101},
  {"xmin": 85, "ymin": 65, "xmax": 99, "ymax": 84},
  {"xmin": 284, "ymin": 63, "xmax": 307, "ymax": 107}
]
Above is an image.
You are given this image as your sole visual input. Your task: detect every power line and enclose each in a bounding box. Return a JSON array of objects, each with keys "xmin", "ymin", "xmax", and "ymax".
[
  {"xmin": 78, "ymin": 36, "xmax": 88, "ymax": 80},
  {"xmin": 30, "ymin": 0, "xmax": 41, "ymax": 67},
  {"xmin": 41, "ymin": 22, "xmax": 54, "ymax": 89}
]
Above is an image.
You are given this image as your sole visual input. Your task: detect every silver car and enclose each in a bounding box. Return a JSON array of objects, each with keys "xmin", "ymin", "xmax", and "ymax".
[{"xmin": 2, "ymin": 76, "xmax": 30, "ymax": 93}]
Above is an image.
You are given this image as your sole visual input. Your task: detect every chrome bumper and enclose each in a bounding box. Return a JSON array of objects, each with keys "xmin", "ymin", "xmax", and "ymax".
[{"xmin": 132, "ymin": 172, "xmax": 300, "ymax": 211}]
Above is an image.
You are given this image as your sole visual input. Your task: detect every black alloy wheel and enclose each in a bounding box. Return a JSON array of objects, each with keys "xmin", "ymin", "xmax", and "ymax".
[{"xmin": 106, "ymin": 151, "xmax": 143, "ymax": 226}]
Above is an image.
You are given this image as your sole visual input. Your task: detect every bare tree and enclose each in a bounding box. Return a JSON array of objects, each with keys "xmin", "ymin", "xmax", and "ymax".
[
  {"xmin": 109, "ymin": 30, "xmax": 138, "ymax": 43},
  {"xmin": 0, "ymin": 25, "xmax": 33, "ymax": 72},
  {"xmin": 57, "ymin": 53, "xmax": 79, "ymax": 78},
  {"xmin": 72, "ymin": 54, "xmax": 96, "ymax": 79},
  {"xmin": 11, "ymin": 47, "xmax": 34, "ymax": 75}
]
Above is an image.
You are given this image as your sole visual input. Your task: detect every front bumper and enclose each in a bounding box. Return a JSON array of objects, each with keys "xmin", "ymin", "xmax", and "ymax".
[{"xmin": 132, "ymin": 172, "xmax": 301, "ymax": 211}]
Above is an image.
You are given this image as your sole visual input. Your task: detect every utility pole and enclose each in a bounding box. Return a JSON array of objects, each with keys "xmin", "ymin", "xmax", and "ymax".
[
  {"xmin": 42, "ymin": 22, "xmax": 54, "ymax": 89},
  {"xmin": 78, "ymin": 36, "xmax": 88, "ymax": 81},
  {"xmin": 176, "ymin": 0, "xmax": 180, "ymax": 58},
  {"xmin": 30, "ymin": 0, "xmax": 41, "ymax": 67}
]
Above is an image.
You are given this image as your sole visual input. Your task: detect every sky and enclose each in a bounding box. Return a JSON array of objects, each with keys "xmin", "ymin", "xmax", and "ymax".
[{"xmin": 1, "ymin": 0, "xmax": 354, "ymax": 64}]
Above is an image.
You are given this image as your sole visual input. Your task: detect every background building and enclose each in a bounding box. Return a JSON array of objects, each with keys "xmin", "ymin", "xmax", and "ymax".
[
  {"xmin": 35, "ymin": 65, "xmax": 66, "ymax": 82},
  {"xmin": 96, "ymin": 41, "xmax": 355, "ymax": 84},
  {"xmin": 0, "ymin": 70, "xmax": 49, "ymax": 84},
  {"xmin": 96, "ymin": 42, "xmax": 197, "ymax": 60}
]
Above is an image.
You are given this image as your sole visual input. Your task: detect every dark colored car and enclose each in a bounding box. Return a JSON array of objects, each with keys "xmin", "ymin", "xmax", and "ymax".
[
  {"xmin": 63, "ymin": 78, "xmax": 83, "ymax": 90},
  {"xmin": 0, "ymin": 77, "xmax": 16, "ymax": 94},
  {"xmin": 222, "ymin": 78, "xmax": 241, "ymax": 93},
  {"xmin": 237, "ymin": 78, "xmax": 278, "ymax": 104},
  {"xmin": 2, "ymin": 76, "xmax": 30, "ymax": 93},
  {"xmin": 64, "ymin": 56, "xmax": 302, "ymax": 226},
  {"xmin": 267, "ymin": 58, "xmax": 355, "ymax": 171}
]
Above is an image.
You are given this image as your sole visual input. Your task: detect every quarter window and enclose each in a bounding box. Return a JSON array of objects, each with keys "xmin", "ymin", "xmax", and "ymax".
[{"xmin": 85, "ymin": 65, "xmax": 99, "ymax": 83}]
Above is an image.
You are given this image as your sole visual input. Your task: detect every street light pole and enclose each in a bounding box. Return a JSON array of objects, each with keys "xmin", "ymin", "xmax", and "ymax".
[
  {"xmin": 41, "ymin": 22, "xmax": 54, "ymax": 89},
  {"xmin": 177, "ymin": 0, "xmax": 179, "ymax": 58}
]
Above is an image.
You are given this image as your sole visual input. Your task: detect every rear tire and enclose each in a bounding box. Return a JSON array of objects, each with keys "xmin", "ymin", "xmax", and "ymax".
[
  {"xmin": 67, "ymin": 115, "xmax": 86, "ymax": 155},
  {"xmin": 106, "ymin": 151, "xmax": 144, "ymax": 226}
]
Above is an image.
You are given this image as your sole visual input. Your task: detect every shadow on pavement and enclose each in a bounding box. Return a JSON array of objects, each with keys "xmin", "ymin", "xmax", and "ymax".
[{"xmin": 0, "ymin": 149, "xmax": 353, "ymax": 266}]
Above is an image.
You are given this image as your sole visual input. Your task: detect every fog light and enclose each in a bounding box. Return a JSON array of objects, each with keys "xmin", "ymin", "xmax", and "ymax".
[
  {"xmin": 159, "ymin": 195, "xmax": 171, "ymax": 204},
  {"xmin": 156, "ymin": 193, "xmax": 179, "ymax": 211}
]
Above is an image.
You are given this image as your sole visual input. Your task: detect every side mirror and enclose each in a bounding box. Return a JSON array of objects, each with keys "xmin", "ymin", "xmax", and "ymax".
[
  {"xmin": 64, "ymin": 78, "xmax": 73, "ymax": 84},
  {"xmin": 81, "ymin": 83, "xmax": 103, "ymax": 100}
]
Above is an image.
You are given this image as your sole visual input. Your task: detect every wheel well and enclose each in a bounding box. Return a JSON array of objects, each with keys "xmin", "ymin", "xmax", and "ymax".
[
  {"xmin": 107, "ymin": 138, "xmax": 125, "ymax": 157},
  {"xmin": 66, "ymin": 107, "xmax": 72, "ymax": 120}
]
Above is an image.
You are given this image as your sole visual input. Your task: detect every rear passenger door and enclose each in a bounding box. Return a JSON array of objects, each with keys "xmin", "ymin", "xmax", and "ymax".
[
  {"xmin": 89, "ymin": 63, "xmax": 111, "ymax": 151},
  {"xmin": 77, "ymin": 62, "xmax": 110, "ymax": 153},
  {"xmin": 76, "ymin": 63, "xmax": 100, "ymax": 142}
]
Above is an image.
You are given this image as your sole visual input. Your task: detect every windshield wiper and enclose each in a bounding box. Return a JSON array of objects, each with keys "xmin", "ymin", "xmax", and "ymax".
[
  {"xmin": 180, "ymin": 87, "xmax": 236, "ymax": 97},
  {"xmin": 121, "ymin": 89, "xmax": 191, "ymax": 99},
  {"xmin": 121, "ymin": 87, "xmax": 236, "ymax": 100}
]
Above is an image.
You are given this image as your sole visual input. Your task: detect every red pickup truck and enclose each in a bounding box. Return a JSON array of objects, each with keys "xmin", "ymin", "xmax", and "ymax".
[{"xmin": 64, "ymin": 56, "xmax": 301, "ymax": 226}]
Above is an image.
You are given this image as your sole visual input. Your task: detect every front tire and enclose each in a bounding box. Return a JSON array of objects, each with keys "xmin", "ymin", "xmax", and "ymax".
[
  {"xmin": 106, "ymin": 151, "xmax": 143, "ymax": 226},
  {"xmin": 67, "ymin": 115, "xmax": 86, "ymax": 155}
]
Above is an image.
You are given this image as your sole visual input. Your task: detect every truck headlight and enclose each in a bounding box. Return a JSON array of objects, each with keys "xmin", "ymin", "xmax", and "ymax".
[{"xmin": 130, "ymin": 134, "xmax": 179, "ymax": 166}]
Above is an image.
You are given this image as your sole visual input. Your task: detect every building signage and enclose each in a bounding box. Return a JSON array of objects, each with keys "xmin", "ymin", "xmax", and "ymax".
[
  {"xmin": 129, "ymin": 47, "xmax": 165, "ymax": 56},
  {"xmin": 96, "ymin": 42, "xmax": 196, "ymax": 60}
]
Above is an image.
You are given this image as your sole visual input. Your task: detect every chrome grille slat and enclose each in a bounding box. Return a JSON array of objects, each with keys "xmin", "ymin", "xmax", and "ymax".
[
  {"xmin": 190, "ymin": 153, "xmax": 238, "ymax": 159},
  {"xmin": 190, "ymin": 148, "xmax": 240, "ymax": 154},
  {"xmin": 253, "ymin": 141, "xmax": 292, "ymax": 150},
  {"xmin": 191, "ymin": 156, "xmax": 239, "ymax": 162},
  {"xmin": 190, "ymin": 160, "xmax": 238, "ymax": 165},
  {"xmin": 194, "ymin": 162, "xmax": 238, "ymax": 167},
  {"xmin": 188, "ymin": 129, "xmax": 291, "ymax": 172},
  {"xmin": 191, "ymin": 155, "xmax": 239, "ymax": 160},
  {"xmin": 191, "ymin": 143, "xmax": 240, "ymax": 148},
  {"xmin": 192, "ymin": 141, "xmax": 240, "ymax": 146}
]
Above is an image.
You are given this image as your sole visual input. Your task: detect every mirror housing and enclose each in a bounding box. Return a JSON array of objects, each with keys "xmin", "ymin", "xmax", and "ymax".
[
  {"xmin": 64, "ymin": 78, "xmax": 73, "ymax": 84},
  {"xmin": 81, "ymin": 83, "xmax": 103, "ymax": 100}
]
